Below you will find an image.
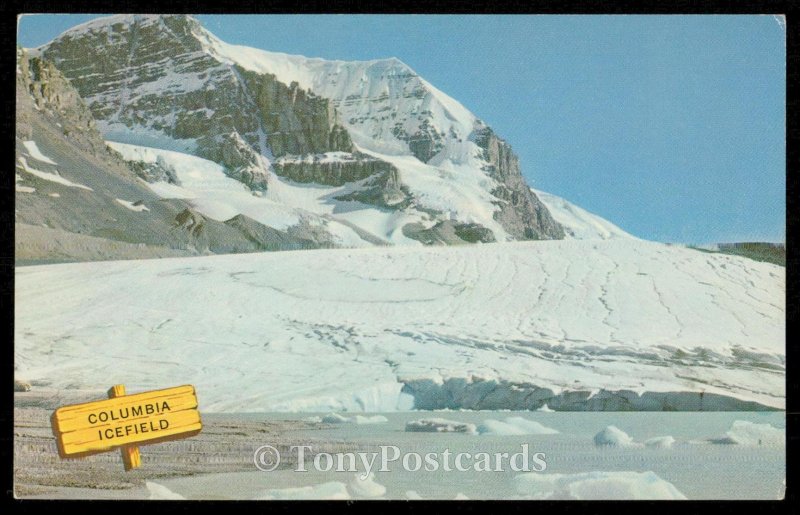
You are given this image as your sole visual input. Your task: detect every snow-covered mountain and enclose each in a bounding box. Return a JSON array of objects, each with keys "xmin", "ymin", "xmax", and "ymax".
[
  {"xmin": 15, "ymin": 15, "xmax": 785, "ymax": 414},
  {"xmin": 15, "ymin": 239, "xmax": 785, "ymax": 411},
  {"xmin": 32, "ymin": 14, "xmax": 565, "ymax": 247}
]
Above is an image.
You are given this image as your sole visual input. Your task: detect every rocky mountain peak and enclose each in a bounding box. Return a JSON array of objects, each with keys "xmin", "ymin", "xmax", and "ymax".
[{"xmin": 35, "ymin": 14, "xmax": 565, "ymax": 244}]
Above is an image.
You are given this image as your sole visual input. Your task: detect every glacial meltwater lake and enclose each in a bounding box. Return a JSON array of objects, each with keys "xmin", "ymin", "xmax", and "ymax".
[{"xmin": 153, "ymin": 411, "xmax": 785, "ymax": 500}]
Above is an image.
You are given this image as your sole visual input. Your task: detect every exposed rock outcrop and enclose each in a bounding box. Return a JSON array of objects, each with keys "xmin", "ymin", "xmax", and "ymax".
[
  {"xmin": 14, "ymin": 380, "xmax": 32, "ymax": 392},
  {"xmin": 333, "ymin": 167, "xmax": 410, "ymax": 208},
  {"xmin": 402, "ymin": 220, "xmax": 496, "ymax": 245},
  {"xmin": 18, "ymin": 48, "xmax": 116, "ymax": 160},
  {"xmin": 472, "ymin": 126, "xmax": 565, "ymax": 240},
  {"xmin": 171, "ymin": 208, "xmax": 340, "ymax": 253},
  {"xmin": 235, "ymin": 66, "xmax": 353, "ymax": 156},
  {"xmin": 224, "ymin": 214, "xmax": 336, "ymax": 251},
  {"xmin": 391, "ymin": 118, "xmax": 444, "ymax": 163},
  {"xmin": 197, "ymin": 132, "xmax": 268, "ymax": 190},
  {"xmin": 274, "ymin": 153, "xmax": 396, "ymax": 187},
  {"xmin": 126, "ymin": 156, "xmax": 180, "ymax": 184}
]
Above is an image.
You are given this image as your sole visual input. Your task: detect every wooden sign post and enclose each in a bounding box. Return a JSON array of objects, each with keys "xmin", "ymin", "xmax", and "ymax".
[
  {"xmin": 51, "ymin": 384, "xmax": 202, "ymax": 471},
  {"xmin": 107, "ymin": 385, "xmax": 142, "ymax": 471}
]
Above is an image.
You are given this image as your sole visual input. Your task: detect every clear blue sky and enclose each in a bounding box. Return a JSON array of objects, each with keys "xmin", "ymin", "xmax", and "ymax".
[{"xmin": 17, "ymin": 14, "xmax": 786, "ymax": 244}]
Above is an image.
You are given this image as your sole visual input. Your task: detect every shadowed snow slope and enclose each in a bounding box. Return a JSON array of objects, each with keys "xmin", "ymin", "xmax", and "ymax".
[
  {"xmin": 533, "ymin": 189, "xmax": 633, "ymax": 240},
  {"xmin": 15, "ymin": 239, "xmax": 784, "ymax": 411}
]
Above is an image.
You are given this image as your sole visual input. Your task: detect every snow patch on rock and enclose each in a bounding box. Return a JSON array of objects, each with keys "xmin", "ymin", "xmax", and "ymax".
[
  {"xmin": 115, "ymin": 198, "xmax": 150, "ymax": 212},
  {"xmin": 18, "ymin": 157, "xmax": 93, "ymax": 191},
  {"xmin": 22, "ymin": 140, "xmax": 58, "ymax": 165}
]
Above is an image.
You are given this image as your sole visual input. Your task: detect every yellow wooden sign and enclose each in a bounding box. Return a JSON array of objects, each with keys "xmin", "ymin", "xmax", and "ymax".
[{"xmin": 51, "ymin": 384, "xmax": 202, "ymax": 470}]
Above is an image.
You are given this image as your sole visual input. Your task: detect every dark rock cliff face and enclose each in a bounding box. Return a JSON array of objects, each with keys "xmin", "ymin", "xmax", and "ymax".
[
  {"xmin": 273, "ymin": 154, "xmax": 395, "ymax": 187},
  {"xmin": 472, "ymin": 127, "xmax": 565, "ymax": 240},
  {"xmin": 235, "ymin": 66, "xmax": 353, "ymax": 157}
]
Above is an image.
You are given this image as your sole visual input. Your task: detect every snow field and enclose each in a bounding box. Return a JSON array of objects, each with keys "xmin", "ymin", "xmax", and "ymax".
[{"xmin": 14, "ymin": 239, "xmax": 784, "ymax": 411}]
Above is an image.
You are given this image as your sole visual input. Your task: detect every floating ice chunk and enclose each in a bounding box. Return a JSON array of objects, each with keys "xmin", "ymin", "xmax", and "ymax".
[
  {"xmin": 514, "ymin": 471, "xmax": 687, "ymax": 500},
  {"xmin": 16, "ymin": 185, "xmax": 35, "ymax": 193},
  {"xmin": 537, "ymin": 404, "xmax": 555, "ymax": 412},
  {"xmin": 453, "ymin": 493, "xmax": 470, "ymax": 500},
  {"xmin": 351, "ymin": 415, "xmax": 389, "ymax": 425},
  {"xmin": 477, "ymin": 416, "xmax": 559, "ymax": 436},
  {"xmin": 347, "ymin": 473, "xmax": 386, "ymax": 498},
  {"xmin": 318, "ymin": 413, "xmax": 388, "ymax": 425},
  {"xmin": 254, "ymin": 481, "xmax": 350, "ymax": 500},
  {"xmin": 644, "ymin": 436, "xmax": 675, "ymax": 449},
  {"xmin": 405, "ymin": 418, "xmax": 477, "ymax": 434},
  {"xmin": 115, "ymin": 198, "xmax": 150, "ymax": 212},
  {"xmin": 146, "ymin": 481, "xmax": 185, "ymax": 500},
  {"xmin": 22, "ymin": 141, "xmax": 58, "ymax": 165},
  {"xmin": 405, "ymin": 490, "xmax": 424, "ymax": 500},
  {"xmin": 593, "ymin": 425, "xmax": 641, "ymax": 447},
  {"xmin": 322, "ymin": 412, "xmax": 356, "ymax": 424},
  {"xmin": 710, "ymin": 420, "xmax": 784, "ymax": 446},
  {"xmin": 49, "ymin": 193, "xmax": 60, "ymax": 198}
]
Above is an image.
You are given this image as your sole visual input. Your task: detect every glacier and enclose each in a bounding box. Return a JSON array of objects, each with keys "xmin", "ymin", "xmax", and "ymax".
[
  {"xmin": 15, "ymin": 15, "xmax": 785, "ymax": 415},
  {"xmin": 14, "ymin": 239, "xmax": 784, "ymax": 412}
]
